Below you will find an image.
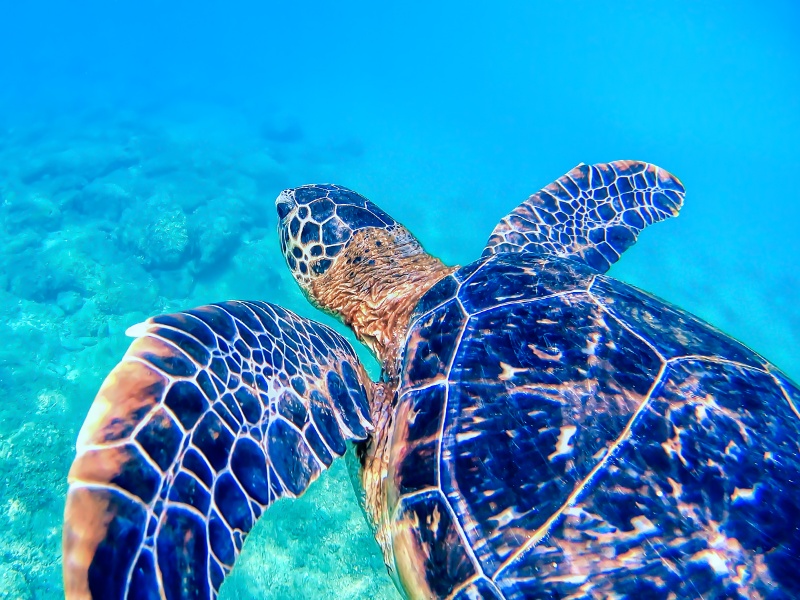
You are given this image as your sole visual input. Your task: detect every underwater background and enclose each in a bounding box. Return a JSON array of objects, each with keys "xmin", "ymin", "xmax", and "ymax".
[{"xmin": 0, "ymin": 1, "xmax": 798, "ymax": 597}]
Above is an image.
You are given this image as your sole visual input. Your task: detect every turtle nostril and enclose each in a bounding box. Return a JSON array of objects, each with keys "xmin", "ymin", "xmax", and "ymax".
[{"xmin": 276, "ymin": 193, "xmax": 295, "ymax": 220}]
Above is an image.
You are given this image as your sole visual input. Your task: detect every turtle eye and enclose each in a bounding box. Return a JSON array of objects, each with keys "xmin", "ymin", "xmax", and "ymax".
[
  {"xmin": 276, "ymin": 192, "xmax": 296, "ymax": 220},
  {"xmin": 276, "ymin": 199, "xmax": 293, "ymax": 220}
]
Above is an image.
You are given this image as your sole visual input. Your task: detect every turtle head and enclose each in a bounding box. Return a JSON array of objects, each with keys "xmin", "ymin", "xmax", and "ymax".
[
  {"xmin": 275, "ymin": 184, "xmax": 404, "ymax": 291},
  {"xmin": 275, "ymin": 184, "xmax": 454, "ymax": 367}
]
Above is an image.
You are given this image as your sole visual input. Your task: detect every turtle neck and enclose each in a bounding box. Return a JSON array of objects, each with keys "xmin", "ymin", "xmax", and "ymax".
[{"xmin": 310, "ymin": 225, "xmax": 456, "ymax": 379}]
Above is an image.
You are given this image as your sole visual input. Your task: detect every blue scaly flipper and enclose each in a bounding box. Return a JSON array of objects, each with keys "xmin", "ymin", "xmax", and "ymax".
[
  {"xmin": 63, "ymin": 301, "xmax": 373, "ymax": 599},
  {"xmin": 483, "ymin": 160, "xmax": 686, "ymax": 272}
]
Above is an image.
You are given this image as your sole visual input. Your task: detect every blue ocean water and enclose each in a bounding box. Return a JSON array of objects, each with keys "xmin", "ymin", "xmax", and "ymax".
[{"xmin": 0, "ymin": 1, "xmax": 798, "ymax": 597}]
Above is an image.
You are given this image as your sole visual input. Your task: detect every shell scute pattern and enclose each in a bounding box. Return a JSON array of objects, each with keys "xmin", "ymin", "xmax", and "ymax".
[
  {"xmin": 403, "ymin": 299, "xmax": 467, "ymax": 388},
  {"xmin": 394, "ymin": 491, "xmax": 478, "ymax": 598},
  {"xmin": 589, "ymin": 276, "xmax": 768, "ymax": 368},
  {"xmin": 495, "ymin": 359, "xmax": 800, "ymax": 599},
  {"xmin": 64, "ymin": 301, "xmax": 373, "ymax": 599},
  {"xmin": 442, "ymin": 290, "xmax": 662, "ymax": 571},
  {"xmin": 413, "ymin": 272, "xmax": 461, "ymax": 317},
  {"xmin": 456, "ymin": 253, "xmax": 596, "ymax": 315},
  {"xmin": 450, "ymin": 578, "xmax": 504, "ymax": 600},
  {"xmin": 391, "ymin": 252, "xmax": 800, "ymax": 598},
  {"xmin": 389, "ymin": 385, "xmax": 446, "ymax": 498},
  {"xmin": 773, "ymin": 371, "xmax": 800, "ymax": 419},
  {"xmin": 484, "ymin": 161, "xmax": 685, "ymax": 273}
]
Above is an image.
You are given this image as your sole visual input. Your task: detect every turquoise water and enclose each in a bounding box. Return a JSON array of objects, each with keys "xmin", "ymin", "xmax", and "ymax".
[{"xmin": 0, "ymin": 2, "xmax": 798, "ymax": 598}]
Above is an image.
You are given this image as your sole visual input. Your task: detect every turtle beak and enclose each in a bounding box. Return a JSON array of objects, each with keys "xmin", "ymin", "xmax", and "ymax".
[{"xmin": 275, "ymin": 190, "xmax": 296, "ymax": 221}]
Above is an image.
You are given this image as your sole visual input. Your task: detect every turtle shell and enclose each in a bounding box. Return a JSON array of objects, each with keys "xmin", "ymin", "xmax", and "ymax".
[{"xmin": 386, "ymin": 252, "xmax": 800, "ymax": 599}]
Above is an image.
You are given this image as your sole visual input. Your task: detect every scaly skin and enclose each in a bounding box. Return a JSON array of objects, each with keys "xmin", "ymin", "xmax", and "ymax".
[{"xmin": 311, "ymin": 226, "xmax": 456, "ymax": 380}]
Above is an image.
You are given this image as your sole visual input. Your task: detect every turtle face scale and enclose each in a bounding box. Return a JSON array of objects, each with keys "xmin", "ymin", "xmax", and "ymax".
[{"xmin": 275, "ymin": 184, "xmax": 398, "ymax": 290}]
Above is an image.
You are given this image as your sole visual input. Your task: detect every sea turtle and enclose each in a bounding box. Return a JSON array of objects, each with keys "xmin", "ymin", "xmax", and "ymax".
[{"xmin": 63, "ymin": 160, "xmax": 800, "ymax": 600}]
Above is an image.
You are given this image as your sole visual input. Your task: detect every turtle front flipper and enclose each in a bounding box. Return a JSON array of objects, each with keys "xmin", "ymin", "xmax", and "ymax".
[
  {"xmin": 483, "ymin": 161, "xmax": 686, "ymax": 272},
  {"xmin": 63, "ymin": 301, "xmax": 373, "ymax": 600}
]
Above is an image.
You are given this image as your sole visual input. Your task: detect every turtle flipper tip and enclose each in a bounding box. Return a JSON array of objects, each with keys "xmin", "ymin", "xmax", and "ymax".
[{"xmin": 124, "ymin": 321, "xmax": 150, "ymax": 338}]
